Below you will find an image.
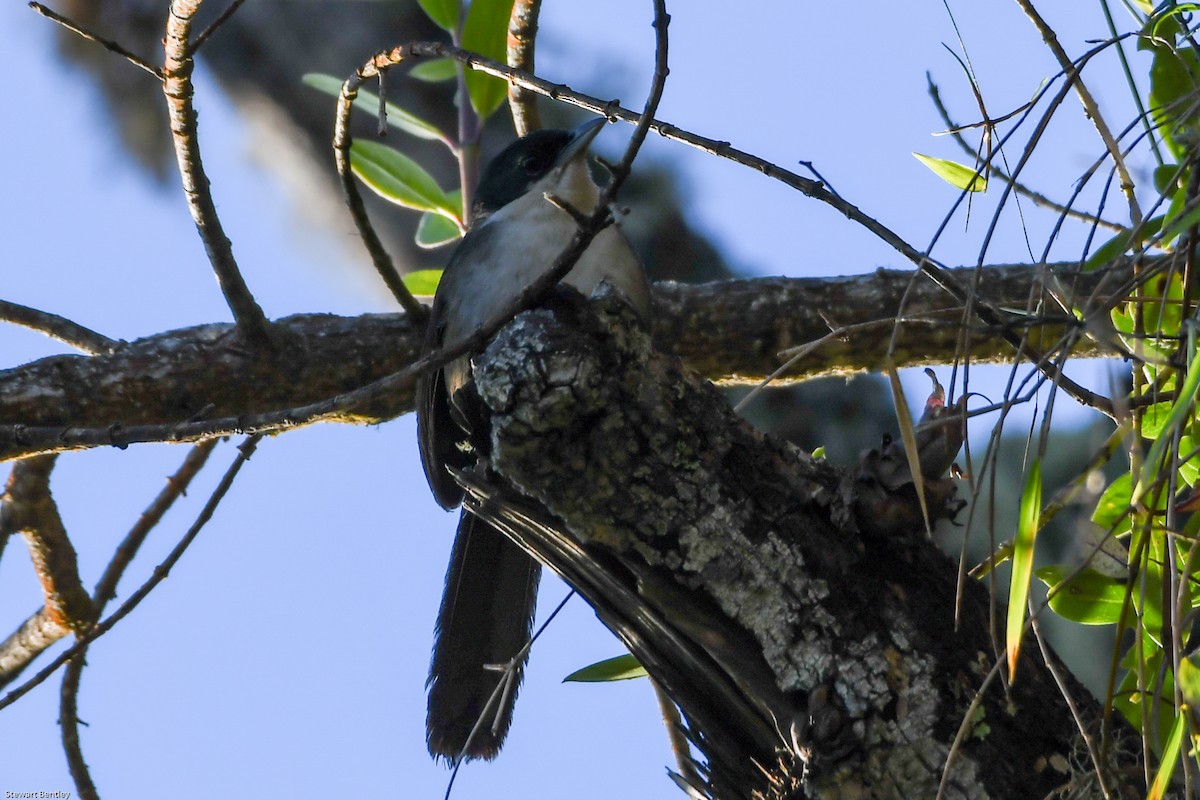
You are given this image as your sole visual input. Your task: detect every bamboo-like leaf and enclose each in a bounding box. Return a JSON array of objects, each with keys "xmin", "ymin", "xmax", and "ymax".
[
  {"xmin": 913, "ymin": 153, "xmax": 987, "ymax": 192},
  {"xmin": 1147, "ymin": 709, "xmax": 1186, "ymax": 800},
  {"xmin": 563, "ymin": 654, "xmax": 648, "ymax": 683},
  {"xmin": 884, "ymin": 361, "xmax": 931, "ymax": 533},
  {"xmin": 1007, "ymin": 460, "xmax": 1042, "ymax": 682},
  {"xmin": 1134, "ymin": 339, "xmax": 1200, "ymax": 506},
  {"xmin": 302, "ymin": 73, "xmax": 449, "ymax": 145},
  {"xmin": 462, "ymin": 0, "xmax": 516, "ymax": 119},
  {"xmin": 350, "ymin": 140, "xmax": 453, "ymax": 215}
]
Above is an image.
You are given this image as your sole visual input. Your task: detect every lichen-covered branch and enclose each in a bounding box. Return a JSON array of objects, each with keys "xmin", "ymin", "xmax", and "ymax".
[
  {"xmin": 459, "ymin": 288, "xmax": 1141, "ymax": 799},
  {"xmin": 0, "ymin": 264, "xmax": 1120, "ymax": 463}
]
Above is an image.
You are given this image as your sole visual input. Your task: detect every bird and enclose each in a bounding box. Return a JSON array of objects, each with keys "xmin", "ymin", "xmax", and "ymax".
[{"xmin": 416, "ymin": 118, "xmax": 651, "ymax": 762}]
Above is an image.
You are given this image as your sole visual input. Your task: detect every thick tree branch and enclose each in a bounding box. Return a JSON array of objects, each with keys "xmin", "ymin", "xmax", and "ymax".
[
  {"xmin": 458, "ymin": 288, "xmax": 1141, "ymax": 799},
  {"xmin": 0, "ymin": 264, "xmax": 1126, "ymax": 462}
]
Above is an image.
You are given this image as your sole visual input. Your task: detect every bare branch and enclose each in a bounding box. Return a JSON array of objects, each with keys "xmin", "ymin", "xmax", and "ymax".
[
  {"xmin": 1014, "ymin": 0, "xmax": 1142, "ymax": 226},
  {"xmin": 4, "ymin": 456, "xmax": 94, "ymax": 635},
  {"xmin": 189, "ymin": 0, "xmax": 248, "ymax": 54},
  {"xmin": 333, "ymin": 74, "xmax": 431, "ymax": 322},
  {"xmin": 163, "ymin": 0, "xmax": 270, "ymax": 340},
  {"xmin": 0, "ymin": 435, "xmax": 262, "ymax": 715},
  {"xmin": 0, "ymin": 300, "xmax": 121, "ymax": 355},
  {"xmin": 0, "ymin": 610, "xmax": 68, "ymax": 689},
  {"xmin": 0, "ymin": 264, "xmax": 1129, "ymax": 462},
  {"xmin": 507, "ymin": 0, "xmax": 543, "ymax": 136},
  {"xmin": 27, "ymin": 2, "xmax": 161, "ymax": 78}
]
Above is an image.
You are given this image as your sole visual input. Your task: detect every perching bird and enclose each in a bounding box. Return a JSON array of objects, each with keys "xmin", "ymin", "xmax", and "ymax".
[{"xmin": 416, "ymin": 118, "xmax": 650, "ymax": 761}]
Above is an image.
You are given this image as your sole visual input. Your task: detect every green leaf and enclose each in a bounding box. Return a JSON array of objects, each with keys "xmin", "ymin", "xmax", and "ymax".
[
  {"xmin": 1007, "ymin": 460, "xmax": 1042, "ymax": 681},
  {"xmin": 1142, "ymin": 402, "xmax": 1176, "ymax": 440},
  {"xmin": 461, "ymin": 0, "xmax": 516, "ymax": 119},
  {"xmin": 401, "ymin": 269, "xmax": 444, "ymax": 296},
  {"xmin": 410, "ymin": 58, "xmax": 459, "ymax": 83},
  {"xmin": 1135, "ymin": 344, "xmax": 1200, "ymax": 506},
  {"xmin": 417, "ymin": 0, "xmax": 459, "ymax": 31},
  {"xmin": 350, "ymin": 140, "xmax": 453, "ymax": 214},
  {"xmin": 563, "ymin": 654, "xmax": 648, "ymax": 683},
  {"xmin": 302, "ymin": 73, "xmax": 449, "ymax": 144},
  {"xmin": 1149, "ymin": 43, "xmax": 1200, "ymax": 160},
  {"xmin": 1180, "ymin": 653, "xmax": 1200, "ymax": 707},
  {"xmin": 1148, "ymin": 710, "xmax": 1186, "ymax": 800},
  {"xmin": 811, "ymin": 446, "xmax": 827, "ymax": 460},
  {"xmin": 1180, "ymin": 434, "xmax": 1199, "ymax": 485},
  {"xmin": 1153, "ymin": 163, "xmax": 1183, "ymax": 194},
  {"xmin": 1084, "ymin": 216, "xmax": 1164, "ymax": 271},
  {"xmin": 1092, "ymin": 473, "xmax": 1132, "ymax": 532},
  {"xmin": 416, "ymin": 213, "xmax": 462, "ymax": 248},
  {"xmin": 1036, "ymin": 565, "xmax": 1127, "ymax": 625},
  {"xmin": 912, "ymin": 153, "xmax": 987, "ymax": 192}
]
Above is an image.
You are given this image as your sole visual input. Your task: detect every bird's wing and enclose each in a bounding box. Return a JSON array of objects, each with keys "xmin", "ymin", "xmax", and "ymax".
[{"xmin": 416, "ymin": 315, "xmax": 469, "ymax": 510}]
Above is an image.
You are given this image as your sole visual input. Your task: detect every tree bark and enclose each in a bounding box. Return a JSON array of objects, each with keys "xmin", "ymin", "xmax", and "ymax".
[
  {"xmin": 0, "ymin": 262, "xmax": 1121, "ymax": 462},
  {"xmin": 455, "ymin": 287, "xmax": 1142, "ymax": 799}
]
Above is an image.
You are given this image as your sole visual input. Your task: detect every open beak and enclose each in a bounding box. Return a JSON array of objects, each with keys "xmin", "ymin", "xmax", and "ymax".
[{"xmin": 554, "ymin": 117, "xmax": 607, "ymax": 168}]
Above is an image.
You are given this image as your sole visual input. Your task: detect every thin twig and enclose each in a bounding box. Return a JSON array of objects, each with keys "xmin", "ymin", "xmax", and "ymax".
[
  {"xmin": 27, "ymin": 2, "xmax": 162, "ymax": 78},
  {"xmin": 926, "ymin": 76, "xmax": 1123, "ymax": 234},
  {"xmin": 1030, "ymin": 615, "xmax": 1115, "ymax": 798},
  {"xmin": 364, "ymin": 40, "xmax": 1115, "ymax": 417},
  {"xmin": 0, "ymin": 435, "xmax": 262, "ymax": 714},
  {"xmin": 59, "ymin": 439, "xmax": 219, "ymax": 800},
  {"xmin": 163, "ymin": 0, "xmax": 270, "ymax": 341},
  {"xmin": 0, "ymin": 300, "xmax": 121, "ymax": 355},
  {"xmin": 189, "ymin": 0, "xmax": 248, "ymax": 55},
  {"xmin": 1014, "ymin": 0, "xmax": 1143, "ymax": 226},
  {"xmin": 333, "ymin": 82, "xmax": 431, "ymax": 322}
]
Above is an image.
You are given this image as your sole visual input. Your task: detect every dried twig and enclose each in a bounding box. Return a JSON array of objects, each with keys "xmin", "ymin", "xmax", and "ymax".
[
  {"xmin": 163, "ymin": 0, "xmax": 270, "ymax": 341},
  {"xmin": 0, "ymin": 300, "xmax": 120, "ymax": 355},
  {"xmin": 58, "ymin": 439, "xmax": 219, "ymax": 800},
  {"xmin": 27, "ymin": 2, "xmax": 161, "ymax": 78},
  {"xmin": 0, "ymin": 435, "xmax": 262, "ymax": 715}
]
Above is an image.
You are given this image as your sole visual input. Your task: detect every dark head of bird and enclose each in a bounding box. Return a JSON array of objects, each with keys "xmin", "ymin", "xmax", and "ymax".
[{"xmin": 471, "ymin": 118, "xmax": 606, "ymax": 219}]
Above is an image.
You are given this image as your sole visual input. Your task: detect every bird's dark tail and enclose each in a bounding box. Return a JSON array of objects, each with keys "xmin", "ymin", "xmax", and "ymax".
[{"xmin": 426, "ymin": 509, "xmax": 541, "ymax": 762}]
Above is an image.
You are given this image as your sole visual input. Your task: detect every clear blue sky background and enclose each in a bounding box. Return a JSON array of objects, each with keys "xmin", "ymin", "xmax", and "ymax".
[{"xmin": 1, "ymin": 2, "xmax": 1137, "ymax": 798}]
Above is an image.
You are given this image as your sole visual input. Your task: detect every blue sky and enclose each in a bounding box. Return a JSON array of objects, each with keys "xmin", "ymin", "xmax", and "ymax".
[{"xmin": 0, "ymin": 2, "xmax": 1140, "ymax": 797}]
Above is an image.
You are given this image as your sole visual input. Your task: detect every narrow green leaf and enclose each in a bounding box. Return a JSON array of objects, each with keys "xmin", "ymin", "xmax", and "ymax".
[
  {"xmin": 1007, "ymin": 460, "xmax": 1042, "ymax": 682},
  {"xmin": 563, "ymin": 654, "xmax": 648, "ymax": 683},
  {"xmin": 1134, "ymin": 343, "xmax": 1200, "ymax": 506},
  {"xmin": 417, "ymin": 0, "xmax": 459, "ymax": 31},
  {"xmin": 1036, "ymin": 566, "xmax": 1127, "ymax": 625},
  {"xmin": 416, "ymin": 213, "xmax": 462, "ymax": 248},
  {"xmin": 401, "ymin": 269, "xmax": 444, "ymax": 297},
  {"xmin": 410, "ymin": 58, "xmax": 459, "ymax": 83},
  {"xmin": 302, "ymin": 73, "xmax": 449, "ymax": 144},
  {"xmin": 1148, "ymin": 710, "xmax": 1186, "ymax": 800},
  {"xmin": 913, "ymin": 153, "xmax": 987, "ymax": 192},
  {"xmin": 350, "ymin": 140, "xmax": 452, "ymax": 214},
  {"xmin": 461, "ymin": 0, "xmax": 516, "ymax": 119},
  {"xmin": 1084, "ymin": 216, "xmax": 1164, "ymax": 271}
]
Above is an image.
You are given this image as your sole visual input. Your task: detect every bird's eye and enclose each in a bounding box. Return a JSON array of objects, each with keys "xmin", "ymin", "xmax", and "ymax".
[{"xmin": 519, "ymin": 155, "xmax": 541, "ymax": 174}]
